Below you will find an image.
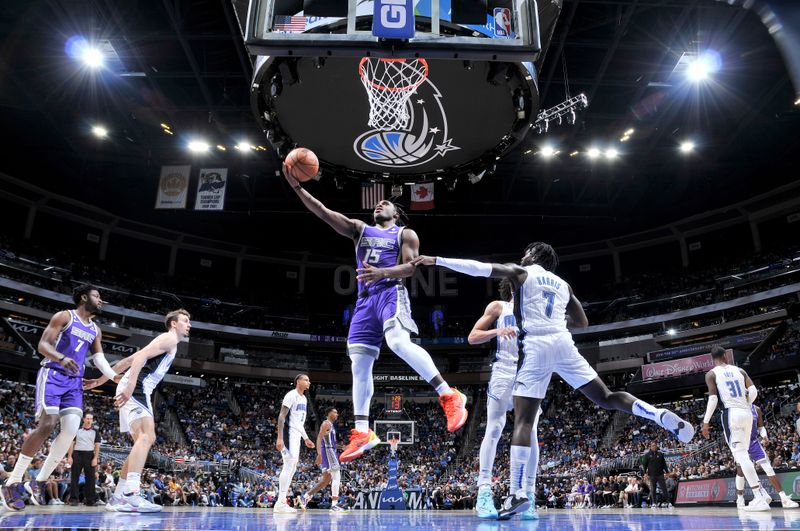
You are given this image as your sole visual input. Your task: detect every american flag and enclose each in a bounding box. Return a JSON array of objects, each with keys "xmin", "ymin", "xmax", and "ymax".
[
  {"xmin": 361, "ymin": 182, "xmax": 385, "ymax": 210},
  {"xmin": 274, "ymin": 16, "xmax": 306, "ymax": 33}
]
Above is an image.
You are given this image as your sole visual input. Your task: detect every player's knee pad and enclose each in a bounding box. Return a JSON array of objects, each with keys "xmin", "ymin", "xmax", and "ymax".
[
  {"xmin": 60, "ymin": 413, "xmax": 81, "ymax": 438},
  {"xmin": 758, "ymin": 459, "xmax": 775, "ymax": 476},
  {"xmin": 732, "ymin": 449, "xmax": 752, "ymax": 466},
  {"xmin": 486, "ymin": 415, "xmax": 506, "ymax": 440},
  {"xmin": 384, "ymin": 325, "xmax": 410, "ymax": 352}
]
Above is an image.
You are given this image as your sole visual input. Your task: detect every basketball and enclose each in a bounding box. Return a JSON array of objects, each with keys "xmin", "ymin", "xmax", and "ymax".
[{"xmin": 285, "ymin": 148, "xmax": 319, "ymax": 182}]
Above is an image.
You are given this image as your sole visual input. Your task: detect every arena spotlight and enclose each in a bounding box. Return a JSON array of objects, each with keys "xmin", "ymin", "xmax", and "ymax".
[
  {"xmin": 605, "ymin": 148, "xmax": 619, "ymax": 160},
  {"xmin": 91, "ymin": 125, "xmax": 108, "ymax": 139},
  {"xmin": 235, "ymin": 142, "xmax": 252, "ymax": 152},
  {"xmin": 188, "ymin": 140, "xmax": 210, "ymax": 153},
  {"xmin": 216, "ymin": 144, "xmax": 227, "ymax": 151},
  {"xmin": 667, "ymin": 328, "xmax": 676, "ymax": 336},
  {"xmin": 81, "ymin": 46, "xmax": 105, "ymax": 68},
  {"xmin": 540, "ymin": 145, "xmax": 556, "ymax": 159},
  {"xmin": 587, "ymin": 147, "xmax": 601, "ymax": 160},
  {"xmin": 679, "ymin": 141, "xmax": 695, "ymax": 154},
  {"xmin": 686, "ymin": 51, "xmax": 721, "ymax": 82}
]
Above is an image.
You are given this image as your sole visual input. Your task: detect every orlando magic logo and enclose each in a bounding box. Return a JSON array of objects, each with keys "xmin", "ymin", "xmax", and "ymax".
[{"xmin": 354, "ymin": 77, "xmax": 460, "ymax": 168}]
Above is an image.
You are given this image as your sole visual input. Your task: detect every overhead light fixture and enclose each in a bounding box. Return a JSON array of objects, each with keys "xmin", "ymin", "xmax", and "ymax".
[
  {"xmin": 163, "ymin": 129, "xmax": 174, "ymax": 135},
  {"xmin": 624, "ymin": 128, "xmax": 634, "ymax": 136},
  {"xmin": 569, "ymin": 151, "xmax": 579, "ymax": 157},
  {"xmin": 587, "ymin": 147, "xmax": 601, "ymax": 159},
  {"xmin": 686, "ymin": 51, "xmax": 721, "ymax": 82},
  {"xmin": 523, "ymin": 149, "xmax": 532, "ymax": 155},
  {"xmin": 91, "ymin": 125, "xmax": 108, "ymax": 138},
  {"xmin": 620, "ymin": 136, "xmax": 630, "ymax": 142},
  {"xmin": 81, "ymin": 46, "xmax": 104, "ymax": 68},
  {"xmin": 667, "ymin": 328, "xmax": 676, "ymax": 336},
  {"xmin": 468, "ymin": 170, "xmax": 486, "ymax": 184},
  {"xmin": 256, "ymin": 145, "xmax": 267, "ymax": 151},
  {"xmin": 160, "ymin": 123, "xmax": 171, "ymax": 130},
  {"xmin": 540, "ymin": 145, "xmax": 556, "ymax": 159},
  {"xmin": 188, "ymin": 140, "xmax": 210, "ymax": 153},
  {"xmin": 605, "ymin": 148, "xmax": 618, "ymax": 159},
  {"xmin": 235, "ymin": 142, "xmax": 252, "ymax": 151},
  {"xmin": 679, "ymin": 141, "xmax": 695, "ymax": 154},
  {"xmin": 794, "ymin": 97, "xmax": 800, "ymax": 106},
  {"xmin": 217, "ymin": 144, "xmax": 226, "ymax": 151}
]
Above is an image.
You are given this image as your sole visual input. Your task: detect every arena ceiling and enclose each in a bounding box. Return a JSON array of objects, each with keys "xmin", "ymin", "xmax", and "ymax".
[{"xmin": 0, "ymin": 0, "xmax": 798, "ymax": 256}]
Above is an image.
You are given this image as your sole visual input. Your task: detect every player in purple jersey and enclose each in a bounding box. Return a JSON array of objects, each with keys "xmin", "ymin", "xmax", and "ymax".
[
  {"xmin": 284, "ymin": 167, "xmax": 467, "ymax": 464},
  {"xmin": 300, "ymin": 408, "xmax": 346, "ymax": 512},
  {"xmin": 1, "ymin": 284, "xmax": 120, "ymax": 511},
  {"xmin": 733, "ymin": 404, "xmax": 799, "ymax": 508}
]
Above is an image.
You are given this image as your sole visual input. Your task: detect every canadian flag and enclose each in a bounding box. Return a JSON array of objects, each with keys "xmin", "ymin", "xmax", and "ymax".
[{"xmin": 410, "ymin": 182, "xmax": 434, "ymax": 211}]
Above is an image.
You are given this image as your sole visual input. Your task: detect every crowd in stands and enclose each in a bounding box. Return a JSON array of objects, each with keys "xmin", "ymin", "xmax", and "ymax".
[{"xmin": 2, "ymin": 236, "xmax": 799, "ymax": 338}]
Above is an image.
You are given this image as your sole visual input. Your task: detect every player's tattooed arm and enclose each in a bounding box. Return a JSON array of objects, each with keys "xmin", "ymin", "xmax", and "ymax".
[{"xmin": 276, "ymin": 405, "xmax": 290, "ymax": 451}]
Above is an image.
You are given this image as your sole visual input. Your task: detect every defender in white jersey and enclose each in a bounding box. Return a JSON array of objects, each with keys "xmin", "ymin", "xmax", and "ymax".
[
  {"xmin": 413, "ymin": 242, "xmax": 695, "ymax": 518},
  {"xmin": 84, "ymin": 308, "xmax": 192, "ymax": 513},
  {"xmin": 701, "ymin": 346, "xmax": 771, "ymax": 511},
  {"xmin": 470, "ymin": 280, "xmax": 541, "ymax": 520},
  {"xmin": 274, "ymin": 374, "xmax": 315, "ymax": 513}
]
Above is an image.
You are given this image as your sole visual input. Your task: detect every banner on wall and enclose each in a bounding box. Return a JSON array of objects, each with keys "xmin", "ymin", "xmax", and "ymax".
[
  {"xmin": 194, "ymin": 168, "xmax": 228, "ymax": 211},
  {"xmin": 155, "ymin": 165, "xmax": 190, "ymax": 209},
  {"xmin": 676, "ymin": 471, "xmax": 800, "ymax": 504},
  {"xmin": 642, "ymin": 349, "xmax": 733, "ymax": 381}
]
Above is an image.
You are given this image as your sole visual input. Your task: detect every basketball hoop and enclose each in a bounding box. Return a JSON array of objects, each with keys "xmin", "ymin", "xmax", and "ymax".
[
  {"xmin": 388, "ymin": 437, "xmax": 400, "ymax": 454},
  {"xmin": 358, "ymin": 57, "xmax": 429, "ymax": 131}
]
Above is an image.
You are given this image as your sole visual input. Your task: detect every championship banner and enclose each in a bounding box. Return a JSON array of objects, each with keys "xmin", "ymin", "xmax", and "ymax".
[
  {"xmin": 194, "ymin": 168, "xmax": 228, "ymax": 211},
  {"xmin": 155, "ymin": 165, "xmax": 190, "ymax": 209},
  {"xmin": 676, "ymin": 471, "xmax": 800, "ymax": 504}
]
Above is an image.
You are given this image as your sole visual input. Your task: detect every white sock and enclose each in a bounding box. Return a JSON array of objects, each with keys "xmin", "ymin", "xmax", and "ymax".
[
  {"xmin": 510, "ymin": 445, "xmax": 531, "ymax": 497},
  {"xmin": 779, "ymin": 491, "xmax": 788, "ymax": 499},
  {"xmin": 115, "ymin": 479, "xmax": 128, "ymax": 496},
  {"xmin": 478, "ymin": 398, "xmax": 505, "ymax": 487},
  {"xmin": 735, "ymin": 475, "xmax": 745, "ymax": 491},
  {"xmin": 525, "ymin": 413, "xmax": 541, "ymax": 493},
  {"xmin": 332, "ymin": 498, "xmax": 338, "ymax": 507},
  {"xmin": 435, "ymin": 382, "xmax": 452, "ymax": 396},
  {"xmin": 125, "ymin": 472, "xmax": 141, "ymax": 495},
  {"xmin": 632, "ymin": 400, "xmax": 661, "ymax": 423},
  {"xmin": 384, "ymin": 326, "xmax": 441, "ymax": 382},
  {"xmin": 350, "ymin": 353, "xmax": 374, "ymax": 433},
  {"xmin": 7, "ymin": 454, "xmax": 33, "ymax": 485},
  {"xmin": 37, "ymin": 414, "xmax": 80, "ymax": 481}
]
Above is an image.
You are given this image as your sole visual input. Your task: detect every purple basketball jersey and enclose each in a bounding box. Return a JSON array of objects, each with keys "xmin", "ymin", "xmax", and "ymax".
[
  {"xmin": 320, "ymin": 421, "xmax": 339, "ymax": 470},
  {"xmin": 41, "ymin": 310, "xmax": 98, "ymax": 378},
  {"xmin": 356, "ymin": 224, "xmax": 404, "ymax": 295}
]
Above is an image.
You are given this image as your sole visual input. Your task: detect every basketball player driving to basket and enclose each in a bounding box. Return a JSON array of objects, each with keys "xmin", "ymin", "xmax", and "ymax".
[{"xmin": 283, "ymin": 165, "xmax": 467, "ymax": 463}]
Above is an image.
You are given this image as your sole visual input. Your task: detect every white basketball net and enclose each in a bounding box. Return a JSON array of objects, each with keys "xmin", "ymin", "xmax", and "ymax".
[
  {"xmin": 359, "ymin": 58, "xmax": 429, "ymax": 131},
  {"xmin": 388, "ymin": 438, "xmax": 400, "ymax": 453}
]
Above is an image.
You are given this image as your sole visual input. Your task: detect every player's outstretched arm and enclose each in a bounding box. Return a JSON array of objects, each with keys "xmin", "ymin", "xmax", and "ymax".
[
  {"xmin": 284, "ymin": 165, "xmax": 364, "ymax": 239},
  {"xmin": 701, "ymin": 371, "xmax": 719, "ymax": 439},
  {"xmin": 468, "ymin": 301, "xmax": 515, "ymax": 344},
  {"xmin": 410, "ymin": 255, "xmax": 527, "ymax": 287}
]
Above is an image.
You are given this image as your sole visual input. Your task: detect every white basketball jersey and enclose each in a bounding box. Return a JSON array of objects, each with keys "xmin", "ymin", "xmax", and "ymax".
[
  {"xmin": 711, "ymin": 365, "xmax": 749, "ymax": 411},
  {"xmin": 494, "ymin": 301, "xmax": 519, "ymax": 365},
  {"xmin": 518, "ymin": 264, "xmax": 571, "ymax": 336},
  {"xmin": 281, "ymin": 390, "xmax": 308, "ymax": 435}
]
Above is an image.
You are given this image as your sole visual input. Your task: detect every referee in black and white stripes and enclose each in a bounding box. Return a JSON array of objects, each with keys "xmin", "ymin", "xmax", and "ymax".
[{"xmin": 68, "ymin": 413, "xmax": 100, "ymax": 505}]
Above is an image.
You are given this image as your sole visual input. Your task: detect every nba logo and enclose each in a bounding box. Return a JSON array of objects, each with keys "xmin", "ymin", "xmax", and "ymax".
[{"xmin": 493, "ymin": 8, "xmax": 512, "ymax": 38}]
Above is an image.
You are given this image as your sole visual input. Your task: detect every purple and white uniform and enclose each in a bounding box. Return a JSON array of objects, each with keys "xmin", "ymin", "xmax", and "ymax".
[
  {"xmin": 748, "ymin": 404, "xmax": 767, "ymax": 462},
  {"xmin": 35, "ymin": 310, "xmax": 98, "ymax": 419},
  {"xmin": 347, "ymin": 224, "xmax": 417, "ymax": 357},
  {"xmin": 320, "ymin": 420, "xmax": 339, "ymax": 471}
]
